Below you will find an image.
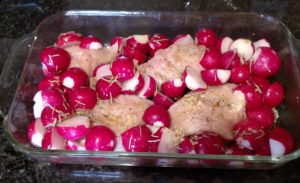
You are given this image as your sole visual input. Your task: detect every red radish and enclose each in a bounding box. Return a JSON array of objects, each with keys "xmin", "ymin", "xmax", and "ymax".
[
  {"xmin": 56, "ymin": 116, "xmax": 90, "ymax": 140},
  {"xmin": 195, "ymin": 28, "xmax": 218, "ymax": 47},
  {"xmin": 93, "ymin": 64, "xmax": 112, "ymax": 80},
  {"xmin": 220, "ymin": 50, "xmax": 243, "ymax": 69},
  {"xmin": 95, "ymin": 76, "xmax": 122, "ymax": 100},
  {"xmin": 269, "ymin": 127, "xmax": 294, "ymax": 156},
  {"xmin": 246, "ymin": 106, "xmax": 275, "ymax": 129},
  {"xmin": 85, "ymin": 125, "xmax": 116, "ymax": 151},
  {"xmin": 42, "ymin": 65, "xmax": 54, "ymax": 77},
  {"xmin": 229, "ymin": 38, "xmax": 254, "ymax": 61},
  {"xmin": 122, "ymin": 72, "xmax": 144, "ymax": 94},
  {"xmin": 33, "ymin": 102, "xmax": 45, "ymax": 119},
  {"xmin": 121, "ymin": 125, "xmax": 152, "ymax": 152},
  {"xmin": 79, "ymin": 35, "xmax": 103, "ymax": 49},
  {"xmin": 256, "ymin": 137, "xmax": 271, "ymax": 156},
  {"xmin": 28, "ymin": 119, "xmax": 46, "ymax": 147},
  {"xmin": 225, "ymin": 144, "xmax": 250, "ymax": 155},
  {"xmin": 148, "ymin": 127, "xmax": 163, "ymax": 152},
  {"xmin": 123, "ymin": 46, "xmax": 147, "ymax": 65},
  {"xmin": 42, "ymin": 128, "xmax": 65, "ymax": 150},
  {"xmin": 111, "ymin": 56, "xmax": 135, "ymax": 82},
  {"xmin": 33, "ymin": 89, "xmax": 65, "ymax": 107},
  {"xmin": 38, "ymin": 75, "xmax": 61, "ymax": 90},
  {"xmin": 182, "ymin": 66, "xmax": 207, "ymax": 90},
  {"xmin": 40, "ymin": 46, "xmax": 71, "ymax": 75},
  {"xmin": 68, "ymin": 87, "xmax": 97, "ymax": 110},
  {"xmin": 66, "ymin": 139, "xmax": 86, "ymax": 151},
  {"xmin": 126, "ymin": 35, "xmax": 150, "ymax": 53},
  {"xmin": 171, "ymin": 34, "xmax": 194, "ymax": 45},
  {"xmin": 250, "ymin": 47, "xmax": 281, "ymax": 77},
  {"xmin": 263, "ymin": 82, "xmax": 285, "ymax": 107},
  {"xmin": 199, "ymin": 47, "xmax": 221, "ymax": 69},
  {"xmin": 234, "ymin": 84, "xmax": 262, "ymax": 109},
  {"xmin": 142, "ymin": 104, "xmax": 171, "ymax": 128},
  {"xmin": 157, "ymin": 128, "xmax": 178, "ymax": 153},
  {"xmin": 161, "ymin": 78, "xmax": 186, "ymax": 98},
  {"xmin": 253, "ymin": 39, "xmax": 270, "ymax": 50},
  {"xmin": 60, "ymin": 67, "xmax": 90, "ymax": 90},
  {"xmin": 137, "ymin": 75, "xmax": 156, "ymax": 98},
  {"xmin": 153, "ymin": 92, "xmax": 174, "ymax": 109},
  {"xmin": 233, "ymin": 119, "xmax": 266, "ymax": 151},
  {"xmin": 41, "ymin": 103, "xmax": 73, "ymax": 127},
  {"xmin": 217, "ymin": 36, "xmax": 233, "ymax": 54},
  {"xmin": 178, "ymin": 137, "xmax": 194, "ymax": 154},
  {"xmin": 194, "ymin": 132, "xmax": 225, "ymax": 155},
  {"xmin": 149, "ymin": 33, "xmax": 171, "ymax": 56},
  {"xmin": 201, "ymin": 69, "xmax": 231, "ymax": 85},
  {"xmin": 248, "ymin": 75, "xmax": 270, "ymax": 93},
  {"xmin": 55, "ymin": 31, "xmax": 83, "ymax": 47},
  {"xmin": 229, "ymin": 65, "xmax": 250, "ymax": 83},
  {"xmin": 110, "ymin": 36, "xmax": 125, "ymax": 52}
]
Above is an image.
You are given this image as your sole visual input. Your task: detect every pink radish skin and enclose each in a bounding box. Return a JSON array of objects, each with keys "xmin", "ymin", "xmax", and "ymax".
[
  {"xmin": 126, "ymin": 35, "xmax": 150, "ymax": 53},
  {"xmin": 122, "ymin": 72, "xmax": 145, "ymax": 94},
  {"xmin": 229, "ymin": 38, "xmax": 254, "ymax": 61},
  {"xmin": 148, "ymin": 127, "xmax": 163, "ymax": 152},
  {"xmin": 171, "ymin": 34, "xmax": 194, "ymax": 45},
  {"xmin": 263, "ymin": 82, "xmax": 285, "ymax": 107},
  {"xmin": 269, "ymin": 127, "xmax": 294, "ymax": 156},
  {"xmin": 42, "ymin": 128, "xmax": 65, "ymax": 150},
  {"xmin": 182, "ymin": 66, "xmax": 207, "ymax": 90},
  {"xmin": 178, "ymin": 137, "xmax": 194, "ymax": 154},
  {"xmin": 56, "ymin": 116, "xmax": 90, "ymax": 140},
  {"xmin": 85, "ymin": 126, "xmax": 116, "ymax": 151},
  {"xmin": 95, "ymin": 76, "xmax": 122, "ymax": 100},
  {"xmin": 149, "ymin": 33, "xmax": 171, "ymax": 56},
  {"xmin": 92, "ymin": 64, "xmax": 112, "ymax": 80},
  {"xmin": 194, "ymin": 132, "xmax": 225, "ymax": 155},
  {"xmin": 250, "ymin": 47, "xmax": 281, "ymax": 77},
  {"xmin": 234, "ymin": 84, "xmax": 262, "ymax": 109},
  {"xmin": 229, "ymin": 65, "xmax": 250, "ymax": 84},
  {"xmin": 161, "ymin": 79, "xmax": 186, "ymax": 98},
  {"xmin": 233, "ymin": 119, "xmax": 266, "ymax": 151},
  {"xmin": 38, "ymin": 75, "xmax": 61, "ymax": 90},
  {"xmin": 79, "ymin": 36, "xmax": 103, "ymax": 49},
  {"xmin": 253, "ymin": 39, "xmax": 270, "ymax": 50},
  {"xmin": 199, "ymin": 47, "xmax": 221, "ymax": 69},
  {"xmin": 138, "ymin": 75, "xmax": 156, "ymax": 98},
  {"xmin": 201, "ymin": 69, "xmax": 231, "ymax": 85},
  {"xmin": 33, "ymin": 89, "xmax": 65, "ymax": 107},
  {"xmin": 66, "ymin": 139, "xmax": 86, "ymax": 151},
  {"xmin": 220, "ymin": 50, "xmax": 242, "ymax": 69},
  {"xmin": 246, "ymin": 107, "xmax": 275, "ymax": 129},
  {"xmin": 121, "ymin": 125, "xmax": 152, "ymax": 152},
  {"xmin": 217, "ymin": 37, "xmax": 233, "ymax": 54},
  {"xmin": 41, "ymin": 103, "xmax": 73, "ymax": 127},
  {"xmin": 195, "ymin": 28, "xmax": 218, "ymax": 47},
  {"xmin": 55, "ymin": 31, "xmax": 83, "ymax": 47},
  {"xmin": 40, "ymin": 46, "xmax": 71, "ymax": 75},
  {"xmin": 142, "ymin": 104, "xmax": 171, "ymax": 128},
  {"xmin": 256, "ymin": 137, "xmax": 271, "ymax": 156},
  {"xmin": 123, "ymin": 46, "xmax": 147, "ymax": 65},
  {"xmin": 28, "ymin": 119, "xmax": 46, "ymax": 147},
  {"xmin": 111, "ymin": 56, "xmax": 135, "ymax": 82},
  {"xmin": 68, "ymin": 87, "xmax": 97, "ymax": 110},
  {"xmin": 248, "ymin": 76, "xmax": 271, "ymax": 93},
  {"xmin": 153, "ymin": 92, "xmax": 174, "ymax": 109},
  {"xmin": 110, "ymin": 36, "xmax": 125, "ymax": 52},
  {"xmin": 60, "ymin": 67, "xmax": 90, "ymax": 90}
]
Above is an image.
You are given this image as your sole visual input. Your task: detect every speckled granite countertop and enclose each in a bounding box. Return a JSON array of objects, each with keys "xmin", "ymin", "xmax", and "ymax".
[{"xmin": 1, "ymin": 0, "xmax": 300, "ymax": 182}]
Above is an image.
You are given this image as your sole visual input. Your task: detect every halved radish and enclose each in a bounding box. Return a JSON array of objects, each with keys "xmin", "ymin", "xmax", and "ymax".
[
  {"xmin": 28, "ymin": 118, "xmax": 46, "ymax": 147},
  {"xmin": 199, "ymin": 47, "xmax": 221, "ymax": 69},
  {"xmin": 137, "ymin": 75, "xmax": 156, "ymax": 98},
  {"xmin": 110, "ymin": 36, "xmax": 125, "ymax": 52},
  {"xmin": 217, "ymin": 36, "xmax": 233, "ymax": 54},
  {"xmin": 269, "ymin": 127, "xmax": 294, "ymax": 156},
  {"xmin": 229, "ymin": 65, "xmax": 250, "ymax": 84},
  {"xmin": 123, "ymin": 46, "xmax": 147, "ymax": 65},
  {"xmin": 55, "ymin": 31, "xmax": 83, "ymax": 47},
  {"xmin": 85, "ymin": 125, "xmax": 116, "ymax": 151},
  {"xmin": 182, "ymin": 66, "xmax": 207, "ymax": 90},
  {"xmin": 66, "ymin": 139, "xmax": 86, "ymax": 151},
  {"xmin": 79, "ymin": 35, "xmax": 104, "ymax": 49},
  {"xmin": 171, "ymin": 34, "xmax": 194, "ymax": 45},
  {"xmin": 225, "ymin": 144, "xmax": 250, "ymax": 155},
  {"xmin": 122, "ymin": 72, "xmax": 145, "ymax": 94},
  {"xmin": 194, "ymin": 132, "xmax": 225, "ymax": 155},
  {"xmin": 41, "ymin": 103, "xmax": 73, "ymax": 128},
  {"xmin": 253, "ymin": 39, "xmax": 270, "ymax": 50},
  {"xmin": 126, "ymin": 35, "xmax": 150, "ymax": 53},
  {"xmin": 195, "ymin": 28, "xmax": 218, "ymax": 47},
  {"xmin": 220, "ymin": 50, "xmax": 243, "ymax": 69},
  {"xmin": 60, "ymin": 67, "xmax": 90, "ymax": 90},
  {"xmin": 153, "ymin": 92, "xmax": 174, "ymax": 109},
  {"xmin": 68, "ymin": 87, "xmax": 97, "ymax": 110},
  {"xmin": 38, "ymin": 75, "xmax": 61, "ymax": 90},
  {"xmin": 56, "ymin": 116, "xmax": 90, "ymax": 140},
  {"xmin": 161, "ymin": 78, "xmax": 186, "ymax": 98},
  {"xmin": 201, "ymin": 69, "xmax": 231, "ymax": 85},
  {"xmin": 148, "ymin": 127, "xmax": 163, "ymax": 152},
  {"xmin": 42, "ymin": 127, "xmax": 65, "ymax": 150},
  {"xmin": 93, "ymin": 64, "xmax": 112, "ymax": 80},
  {"xmin": 33, "ymin": 102, "xmax": 45, "ymax": 119},
  {"xmin": 95, "ymin": 76, "xmax": 122, "ymax": 100},
  {"xmin": 229, "ymin": 38, "xmax": 254, "ymax": 61},
  {"xmin": 33, "ymin": 89, "xmax": 65, "ymax": 107},
  {"xmin": 178, "ymin": 137, "xmax": 194, "ymax": 154},
  {"xmin": 234, "ymin": 84, "xmax": 262, "ymax": 109},
  {"xmin": 142, "ymin": 104, "xmax": 171, "ymax": 128},
  {"xmin": 149, "ymin": 33, "xmax": 170, "ymax": 56},
  {"xmin": 263, "ymin": 82, "xmax": 285, "ymax": 107},
  {"xmin": 111, "ymin": 55, "xmax": 135, "ymax": 82}
]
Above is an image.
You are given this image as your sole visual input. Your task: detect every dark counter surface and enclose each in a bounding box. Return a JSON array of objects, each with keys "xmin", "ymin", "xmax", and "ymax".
[{"xmin": 1, "ymin": 0, "xmax": 300, "ymax": 182}]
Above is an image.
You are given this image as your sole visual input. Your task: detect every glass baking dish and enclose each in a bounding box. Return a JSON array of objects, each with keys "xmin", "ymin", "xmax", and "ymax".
[{"xmin": 1, "ymin": 10, "xmax": 300, "ymax": 169}]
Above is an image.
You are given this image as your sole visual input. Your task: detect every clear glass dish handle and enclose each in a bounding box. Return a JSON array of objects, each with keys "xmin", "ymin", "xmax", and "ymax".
[
  {"xmin": 293, "ymin": 37, "xmax": 300, "ymax": 66},
  {"xmin": 0, "ymin": 34, "xmax": 34, "ymax": 117}
]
